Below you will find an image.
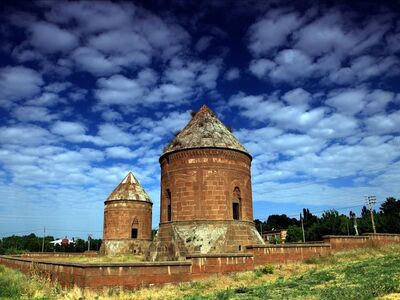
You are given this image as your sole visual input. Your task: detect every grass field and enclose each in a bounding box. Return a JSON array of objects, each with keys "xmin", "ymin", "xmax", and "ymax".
[{"xmin": 1, "ymin": 245, "xmax": 399, "ymax": 299}]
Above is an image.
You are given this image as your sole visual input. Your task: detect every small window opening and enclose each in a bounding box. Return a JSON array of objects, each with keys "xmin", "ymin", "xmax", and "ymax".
[
  {"xmin": 233, "ymin": 203, "xmax": 240, "ymax": 220},
  {"xmin": 131, "ymin": 218, "xmax": 138, "ymax": 239},
  {"xmin": 166, "ymin": 189, "xmax": 172, "ymax": 221},
  {"xmin": 233, "ymin": 187, "xmax": 241, "ymax": 220}
]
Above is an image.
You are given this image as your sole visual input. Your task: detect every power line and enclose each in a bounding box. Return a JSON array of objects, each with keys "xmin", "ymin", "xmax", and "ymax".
[
  {"xmin": 272, "ymin": 199, "xmax": 386, "ymax": 219},
  {"xmin": 0, "ymin": 229, "xmax": 42, "ymax": 235},
  {"xmin": 46, "ymin": 228, "xmax": 102, "ymax": 233},
  {"xmin": 0, "ymin": 228, "xmax": 102, "ymax": 236}
]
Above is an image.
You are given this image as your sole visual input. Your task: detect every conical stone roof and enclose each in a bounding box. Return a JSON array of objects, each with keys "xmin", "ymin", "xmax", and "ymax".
[
  {"xmin": 105, "ymin": 172, "xmax": 152, "ymax": 203},
  {"xmin": 162, "ymin": 105, "xmax": 250, "ymax": 157}
]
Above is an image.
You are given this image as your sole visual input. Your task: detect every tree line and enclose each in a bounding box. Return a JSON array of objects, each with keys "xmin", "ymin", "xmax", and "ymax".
[
  {"xmin": 0, "ymin": 234, "xmax": 102, "ymax": 255},
  {"xmin": 254, "ymin": 197, "xmax": 400, "ymax": 242}
]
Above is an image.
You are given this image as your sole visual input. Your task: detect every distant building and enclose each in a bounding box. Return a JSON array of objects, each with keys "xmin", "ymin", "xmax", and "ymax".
[
  {"xmin": 102, "ymin": 172, "xmax": 152, "ymax": 255},
  {"xmin": 262, "ymin": 230, "xmax": 287, "ymax": 244}
]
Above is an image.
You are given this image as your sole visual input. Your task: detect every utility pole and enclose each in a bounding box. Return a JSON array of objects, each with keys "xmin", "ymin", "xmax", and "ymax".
[
  {"xmin": 88, "ymin": 234, "xmax": 92, "ymax": 251},
  {"xmin": 366, "ymin": 196, "xmax": 377, "ymax": 234},
  {"xmin": 300, "ymin": 213, "xmax": 306, "ymax": 243},
  {"xmin": 350, "ymin": 211, "xmax": 359, "ymax": 236},
  {"xmin": 41, "ymin": 226, "xmax": 45, "ymax": 252}
]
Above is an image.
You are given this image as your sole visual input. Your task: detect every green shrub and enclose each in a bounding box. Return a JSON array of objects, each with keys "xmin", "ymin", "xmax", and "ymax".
[{"xmin": 254, "ymin": 264, "xmax": 274, "ymax": 277}]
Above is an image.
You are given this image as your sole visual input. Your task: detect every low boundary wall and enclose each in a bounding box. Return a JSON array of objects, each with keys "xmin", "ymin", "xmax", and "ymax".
[
  {"xmin": 0, "ymin": 256, "xmax": 192, "ymax": 290},
  {"xmin": 1, "ymin": 233, "xmax": 399, "ymax": 290},
  {"xmin": 322, "ymin": 233, "xmax": 400, "ymax": 251},
  {"xmin": 247, "ymin": 244, "xmax": 331, "ymax": 265}
]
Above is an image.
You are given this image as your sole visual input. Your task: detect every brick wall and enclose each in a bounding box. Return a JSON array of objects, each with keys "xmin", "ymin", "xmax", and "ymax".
[
  {"xmin": 1, "ymin": 233, "xmax": 400, "ymax": 291},
  {"xmin": 103, "ymin": 200, "xmax": 152, "ymax": 241},
  {"xmin": 159, "ymin": 149, "xmax": 253, "ymax": 223},
  {"xmin": 323, "ymin": 233, "xmax": 400, "ymax": 251},
  {"xmin": 322, "ymin": 235, "xmax": 370, "ymax": 251},
  {"xmin": 247, "ymin": 244, "xmax": 331, "ymax": 265},
  {"xmin": 189, "ymin": 253, "xmax": 254, "ymax": 278},
  {"xmin": 0, "ymin": 254, "xmax": 253, "ymax": 290}
]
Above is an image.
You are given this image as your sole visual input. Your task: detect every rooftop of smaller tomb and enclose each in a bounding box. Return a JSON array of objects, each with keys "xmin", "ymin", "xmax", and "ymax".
[
  {"xmin": 105, "ymin": 172, "xmax": 152, "ymax": 203},
  {"xmin": 162, "ymin": 105, "xmax": 250, "ymax": 157}
]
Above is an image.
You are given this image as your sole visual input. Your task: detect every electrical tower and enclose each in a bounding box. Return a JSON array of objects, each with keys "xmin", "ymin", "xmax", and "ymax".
[{"xmin": 365, "ymin": 196, "xmax": 377, "ymax": 234}]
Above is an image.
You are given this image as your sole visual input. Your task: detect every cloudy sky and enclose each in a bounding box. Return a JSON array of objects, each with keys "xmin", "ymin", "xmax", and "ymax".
[{"xmin": 0, "ymin": 0, "xmax": 399, "ymax": 239}]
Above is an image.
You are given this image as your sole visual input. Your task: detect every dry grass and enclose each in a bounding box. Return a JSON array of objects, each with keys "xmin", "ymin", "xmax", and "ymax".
[
  {"xmin": 1, "ymin": 245, "xmax": 400, "ymax": 299},
  {"xmin": 44, "ymin": 254, "xmax": 145, "ymax": 264}
]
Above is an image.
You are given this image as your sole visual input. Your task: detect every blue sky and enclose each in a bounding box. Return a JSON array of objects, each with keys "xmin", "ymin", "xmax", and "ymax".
[{"xmin": 0, "ymin": 0, "xmax": 399, "ymax": 239}]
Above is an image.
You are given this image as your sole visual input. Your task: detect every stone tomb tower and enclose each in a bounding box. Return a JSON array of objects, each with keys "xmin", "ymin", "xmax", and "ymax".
[
  {"xmin": 103, "ymin": 172, "xmax": 152, "ymax": 255},
  {"xmin": 149, "ymin": 105, "xmax": 264, "ymax": 260}
]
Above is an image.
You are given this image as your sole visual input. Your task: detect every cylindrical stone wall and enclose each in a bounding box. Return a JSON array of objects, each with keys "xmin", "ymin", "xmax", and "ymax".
[
  {"xmin": 159, "ymin": 148, "xmax": 253, "ymax": 224},
  {"xmin": 104, "ymin": 200, "xmax": 152, "ymax": 240}
]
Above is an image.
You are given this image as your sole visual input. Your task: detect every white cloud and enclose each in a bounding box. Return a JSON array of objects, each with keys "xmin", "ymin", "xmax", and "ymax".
[
  {"xmin": 364, "ymin": 112, "xmax": 400, "ymax": 135},
  {"xmin": 309, "ymin": 113, "xmax": 359, "ymax": 139},
  {"xmin": 0, "ymin": 124, "xmax": 55, "ymax": 146},
  {"xmin": 0, "ymin": 66, "xmax": 43, "ymax": 105},
  {"xmin": 25, "ymin": 92, "xmax": 61, "ymax": 107},
  {"xmin": 294, "ymin": 12, "xmax": 357, "ymax": 57},
  {"xmin": 362, "ymin": 90, "xmax": 395, "ymax": 115},
  {"xmin": 224, "ymin": 68, "xmax": 240, "ymax": 81},
  {"xmin": 248, "ymin": 9, "xmax": 303, "ymax": 55},
  {"xmin": 12, "ymin": 106, "xmax": 58, "ymax": 123},
  {"xmin": 45, "ymin": 1, "xmax": 134, "ymax": 34},
  {"xmin": 269, "ymin": 49, "xmax": 314, "ymax": 83},
  {"xmin": 29, "ymin": 21, "xmax": 78, "ymax": 53},
  {"xmin": 105, "ymin": 146, "xmax": 137, "ymax": 159},
  {"xmin": 247, "ymin": 8, "xmax": 399, "ymax": 84},
  {"xmin": 326, "ymin": 88, "xmax": 367, "ymax": 115},
  {"xmin": 72, "ymin": 47, "xmax": 121, "ymax": 76},
  {"xmin": 88, "ymin": 29, "xmax": 151, "ymax": 55},
  {"xmin": 51, "ymin": 121, "xmax": 87, "ymax": 136},
  {"xmin": 249, "ymin": 59, "xmax": 274, "ymax": 78},
  {"xmin": 96, "ymin": 124, "xmax": 136, "ymax": 146},
  {"xmin": 230, "ymin": 91, "xmax": 325, "ymax": 132},
  {"xmin": 282, "ymin": 88, "xmax": 311, "ymax": 107},
  {"xmin": 95, "ymin": 74, "xmax": 144, "ymax": 106},
  {"xmin": 195, "ymin": 36, "xmax": 213, "ymax": 52}
]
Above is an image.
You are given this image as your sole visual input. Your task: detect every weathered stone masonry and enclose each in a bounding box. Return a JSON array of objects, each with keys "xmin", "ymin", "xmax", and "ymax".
[
  {"xmin": 149, "ymin": 105, "xmax": 264, "ymax": 260},
  {"xmin": 102, "ymin": 172, "xmax": 152, "ymax": 255}
]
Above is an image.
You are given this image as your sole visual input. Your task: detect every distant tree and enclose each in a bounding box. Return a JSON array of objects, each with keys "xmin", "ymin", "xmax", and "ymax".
[
  {"xmin": 302, "ymin": 209, "xmax": 318, "ymax": 227},
  {"xmin": 74, "ymin": 238, "xmax": 86, "ymax": 252},
  {"xmin": 253, "ymin": 219, "xmax": 267, "ymax": 233},
  {"xmin": 380, "ymin": 197, "xmax": 400, "ymax": 216},
  {"xmin": 361, "ymin": 206, "xmax": 369, "ymax": 218},
  {"xmin": 305, "ymin": 223, "xmax": 320, "ymax": 241},
  {"xmin": 265, "ymin": 214, "xmax": 299, "ymax": 230},
  {"xmin": 317, "ymin": 210, "xmax": 348, "ymax": 238},
  {"xmin": 379, "ymin": 197, "xmax": 400, "ymax": 233},
  {"xmin": 286, "ymin": 225, "xmax": 303, "ymax": 242}
]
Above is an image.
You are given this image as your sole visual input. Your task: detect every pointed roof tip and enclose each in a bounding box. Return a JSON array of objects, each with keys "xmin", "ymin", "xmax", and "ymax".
[
  {"xmin": 122, "ymin": 171, "xmax": 137, "ymax": 184},
  {"xmin": 162, "ymin": 103, "xmax": 250, "ymax": 157},
  {"xmin": 199, "ymin": 104, "xmax": 212, "ymax": 111},
  {"xmin": 106, "ymin": 172, "xmax": 152, "ymax": 203}
]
